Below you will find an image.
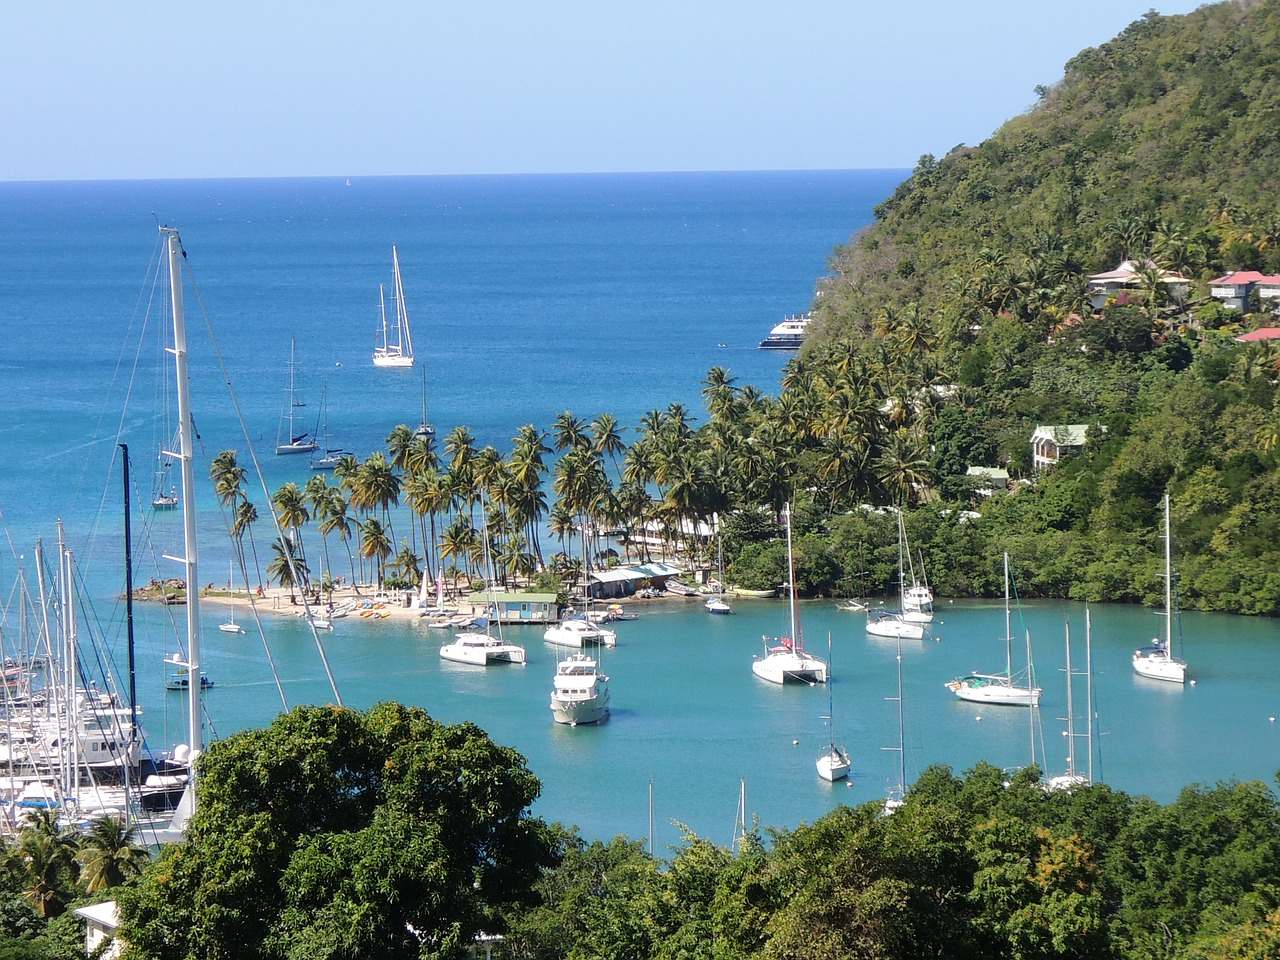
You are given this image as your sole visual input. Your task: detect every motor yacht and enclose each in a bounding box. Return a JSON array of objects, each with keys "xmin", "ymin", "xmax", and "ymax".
[{"xmin": 549, "ymin": 655, "xmax": 609, "ymax": 725}]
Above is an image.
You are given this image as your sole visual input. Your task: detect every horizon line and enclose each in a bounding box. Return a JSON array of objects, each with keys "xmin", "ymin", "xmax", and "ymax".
[{"xmin": 0, "ymin": 165, "xmax": 912, "ymax": 187}]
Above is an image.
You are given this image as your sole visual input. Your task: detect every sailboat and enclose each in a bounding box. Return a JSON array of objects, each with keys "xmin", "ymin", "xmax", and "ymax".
[
  {"xmin": 866, "ymin": 514, "xmax": 926, "ymax": 640},
  {"xmin": 1132, "ymin": 494, "xmax": 1189, "ymax": 683},
  {"xmin": 309, "ymin": 384, "xmax": 350, "ymax": 471},
  {"xmin": 545, "ymin": 526, "xmax": 617, "ymax": 648},
  {"xmin": 815, "ymin": 632, "xmax": 851, "ymax": 781},
  {"xmin": 151, "ymin": 452, "xmax": 179, "ymax": 509},
  {"xmin": 275, "ymin": 338, "xmax": 318, "ymax": 455},
  {"xmin": 1046, "ymin": 612, "xmax": 1096, "ymax": 791},
  {"xmin": 372, "ymin": 246, "xmax": 415, "ymax": 368},
  {"xmin": 705, "ymin": 514, "xmax": 732, "ymax": 615},
  {"xmin": 945, "ymin": 552, "xmax": 1041, "ymax": 705},
  {"xmin": 882, "ymin": 632, "xmax": 907, "ymax": 813},
  {"xmin": 902, "ymin": 547, "xmax": 934, "ymax": 623},
  {"xmin": 218, "ymin": 558, "xmax": 245, "ymax": 635},
  {"xmin": 752, "ymin": 503, "xmax": 828, "ymax": 684},
  {"xmin": 413, "ymin": 364, "xmax": 434, "ymax": 440},
  {"xmin": 440, "ymin": 497, "xmax": 525, "ymax": 666}
]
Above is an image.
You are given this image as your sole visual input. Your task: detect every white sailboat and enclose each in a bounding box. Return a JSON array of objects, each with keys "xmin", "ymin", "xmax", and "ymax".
[
  {"xmin": 705, "ymin": 514, "xmax": 732, "ymax": 615},
  {"xmin": 413, "ymin": 364, "xmax": 434, "ymax": 440},
  {"xmin": 218, "ymin": 559, "xmax": 245, "ymax": 635},
  {"xmin": 275, "ymin": 338, "xmax": 318, "ymax": 455},
  {"xmin": 866, "ymin": 515, "xmax": 926, "ymax": 641},
  {"xmin": 372, "ymin": 246, "xmax": 415, "ymax": 368},
  {"xmin": 946, "ymin": 552, "xmax": 1041, "ymax": 706},
  {"xmin": 1046, "ymin": 612, "xmax": 1096, "ymax": 791},
  {"xmin": 901, "ymin": 546, "xmax": 934, "ymax": 623},
  {"xmin": 1132, "ymin": 494, "xmax": 1189, "ymax": 684},
  {"xmin": 882, "ymin": 632, "xmax": 907, "ymax": 814},
  {"xmin": 815, "ymin": 633, "xmax": 851, "ymax": 781},
  {"xmin": 441, "ymin": 498, "xmax": 525, "ymax": 666},
  {"xmin": 752, "ymin": 503, "xmax": 828, "ymax": 684}
]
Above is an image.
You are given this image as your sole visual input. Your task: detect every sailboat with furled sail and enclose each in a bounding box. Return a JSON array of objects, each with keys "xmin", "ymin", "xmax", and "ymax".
[
  {"xmin": 946, "ymin": 552, "xmax": 1041, "ymax": 706},
  {"xmin": 751, "ymin": 503, "xmax": 828, "ymax": 684},
  {"xmin": 275, "ymin": 338, "xmax": 318, "ymax": 455},
  {"xmin": 372, "ymin": 245, "xmax": 415, "ymax": 368}
]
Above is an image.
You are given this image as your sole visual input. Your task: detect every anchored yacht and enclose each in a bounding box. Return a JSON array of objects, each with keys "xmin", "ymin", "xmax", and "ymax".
[
  {"xmin": 758, "ymin": 313, "xmax": 811, "ymax": 350},
  {"xmin": 549, "ymin": 655, "xmax": 609, "ymax": 725}
]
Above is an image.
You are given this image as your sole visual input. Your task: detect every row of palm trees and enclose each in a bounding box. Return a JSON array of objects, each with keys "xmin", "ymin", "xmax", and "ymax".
[{"xmin": 209, "ymin": 335, "xmax": 942, "ymax": 598}]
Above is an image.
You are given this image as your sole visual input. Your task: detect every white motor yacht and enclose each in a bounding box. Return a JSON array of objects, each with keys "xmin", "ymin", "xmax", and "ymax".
[
  {"xmin": 440, "ymin": 631, "xmax": 527, "ymax": 666},
  {"xmin": 544, "ymin": 618, "xmax": 617, "ymax": 649},
  {"xmin": 549, "ymin": 655, "xmax": 609, "ymax": 725}
]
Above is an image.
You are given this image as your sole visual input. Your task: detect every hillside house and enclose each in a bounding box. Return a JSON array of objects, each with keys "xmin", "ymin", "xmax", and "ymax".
[
  {"xmin": 1210, "ymin": 272, "xmax": 1280, "ymax": 312},
  {"xmin": 1031, "ymin": 424, "xmax": 1099, "ymax": 472},
  {"xmin": 1087, "ymin": 260, "xmax": 1190, "ymax": 309},
  {"xmin": 965, "ymin": 465, "xmax": 1010, "ymax": 496}
]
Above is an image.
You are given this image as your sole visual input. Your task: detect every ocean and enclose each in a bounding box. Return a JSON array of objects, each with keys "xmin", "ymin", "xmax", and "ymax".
[{"xmin": 1, "ymin": 171, "xmax": 1277, "ymax": 848}]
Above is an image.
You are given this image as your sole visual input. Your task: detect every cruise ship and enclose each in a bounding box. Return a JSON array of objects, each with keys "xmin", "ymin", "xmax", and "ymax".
[{"xmin": 758, "ymin": 313, "xmax": 812, "ymax": 350}]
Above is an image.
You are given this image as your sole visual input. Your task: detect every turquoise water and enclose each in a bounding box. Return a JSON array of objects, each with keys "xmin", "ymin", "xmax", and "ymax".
[{"xmin": 1, "ymin": 171, "xmax": 1278, "ymax": 847}]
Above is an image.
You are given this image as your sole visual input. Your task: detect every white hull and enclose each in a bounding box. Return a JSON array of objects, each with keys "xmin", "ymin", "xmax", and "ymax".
[
  {"xmin": 902, "ymin": 610, "xmax": 933, "ymax": 624},
  {"xmin": 275, "ymin": 442, "xmax": 318, "ymax": 455},
  {"xmin": 544, "ymin": 622, "xmax": 616, "ymax": 648},
  {"xmin": 751, "ymin": 650, "xmax": 828, "ymax": 684},
  {"xmin": 550, "ymin": 692, "xmax": 609, "ymax": 725},
  {"xmin": 440, "ymin": 642, "xmax": 527, "ymax": 666},
  {"xmin": 1132, "ymin": 652, "xmax": 1187, "ymax": 683},
  {"xmin": 218, "ymin": 622, "xmax": 244, "ymax": 635},
  {"xmin": 946, "ymin": 676, "xmax": 1040, "ymax": 706},
  {"xmin": 372, "ymin": 353, "xmax": 413, "ymax": 368},
  {"xmin": 816, "ymin": 747, "xmax": 851, "ymax": 782},
  {"xmin": 865, "ymin": 616, "xmax": 925, "ymax": 640},
  {"xmin": 705, "ymin": 598, "xmax": 732, "ymax": 615}
]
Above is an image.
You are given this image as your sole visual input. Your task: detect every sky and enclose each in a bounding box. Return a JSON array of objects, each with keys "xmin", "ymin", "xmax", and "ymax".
[{"xmin": 1, "ymin": 1, "xmax": 1207, "ymax": 182}]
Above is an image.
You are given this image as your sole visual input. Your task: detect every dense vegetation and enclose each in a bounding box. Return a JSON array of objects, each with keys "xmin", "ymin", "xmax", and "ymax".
[
  {"xmin": 105, "ymin": 706, "xmax": 1280, "ymax": 960},
  {"xmin": 205, "ymin": 1, "xmax": 1280, "ymax": 620}
]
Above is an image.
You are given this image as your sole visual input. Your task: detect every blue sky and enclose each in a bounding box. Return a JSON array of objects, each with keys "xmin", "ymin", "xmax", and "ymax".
[{"xmin": 2, "ymin": 1, "xmax": 1204, "ymax": 181}]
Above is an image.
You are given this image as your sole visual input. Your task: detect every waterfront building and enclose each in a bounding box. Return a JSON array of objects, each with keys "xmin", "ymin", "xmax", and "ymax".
[
  {"xmin": 588, "ymin": 561, "xmax": 683, "ymax": 599},
  {"xmin": 470, "ymin": 592, "xmax": 559, "ymax": 624}
]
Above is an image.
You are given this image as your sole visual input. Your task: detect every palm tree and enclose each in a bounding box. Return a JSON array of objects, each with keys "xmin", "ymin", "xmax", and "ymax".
[
  {"xmin": 267, "ymin": 536, "xmax": 309, "ymax": 599},
  {"xmin": 303, "ymin": 474, "xmax": 333, "ymax": 580},
  {"xmin": 590, "ymin": 413, "xmax": 625, "ymax": 474},
  {"xmin": 271, "ymin": 482, "xmax": 311, "ymax": 562},
  {"xmin": 317, "ymin": 489, "xmax": 359, "ymax": 592},
  {"xmin": 359, "ymin": 517, "xmax": 393, "ymax": 587},
  {"xmin": 77, "ymin": 818, "xmax": 150, "ymax": 893},
  {"xmin": 875, "ymin": 430, "xmax": 934, "ymax": 506},
  {"xmin": 18, "ymin": 831, "xmax": 72, "ymax": 918},
  {"xmin": 392, "ymin": 542, "xmax": 422, "ymax": 585},
  {"xmin": 386, "ymin": 423, "xmax": 416, "ymax": 473},
  {"xmin": 552, "ymin": 411, "xmax": 589, "ymax": 452}
]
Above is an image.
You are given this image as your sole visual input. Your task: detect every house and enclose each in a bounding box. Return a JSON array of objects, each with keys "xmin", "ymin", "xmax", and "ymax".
[
  {"xmin": 1087, "ymin": 260, "xmax": 1191, "ymax": 310},
  {"xmin": 75, "ymin": 901, "xmax": 123, "ymax": 959},
  {"xmin": 588, "ymin": 561, "xmax": 683, "ymax": 600},
  {"xmin": 1234, "ymin": 327, "xmax": 1280, "ymax": 344},
  {"xmin": 468, "ymin": 592, "xmax": 558, "ymax": 624},
  {"xmin": 965, "ymin": 465, "xmax": 1010, "ymax": 495},
  {"xmin": 1210, "ymin": 271, "xmax": 1280, "ymax": 311},
  {"xmin": 1031, "ymin": 424, "xmax": 1099, "ymax": 472}
]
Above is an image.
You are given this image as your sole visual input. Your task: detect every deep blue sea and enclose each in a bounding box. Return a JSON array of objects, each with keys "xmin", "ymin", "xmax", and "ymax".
[{"xmin": 1, "ymin": 171, "xmax": 1277, "ymax": 848}]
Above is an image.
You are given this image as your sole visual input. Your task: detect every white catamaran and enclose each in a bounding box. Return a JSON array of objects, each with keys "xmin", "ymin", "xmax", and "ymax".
[
  {"xmin": 752, "ymin": 503, "xmax": 828, "ymax": 684},
  {"xmin": 1132, "ymin": 494, "xmax": 1189, "ymax": 684},
  {"xmin": 945, "ymin": 552, "xmax": 1041, "ymax": 706},
  {"xmin": 372, "ymin": 245, "xmax": 415, "ymax": 368}
]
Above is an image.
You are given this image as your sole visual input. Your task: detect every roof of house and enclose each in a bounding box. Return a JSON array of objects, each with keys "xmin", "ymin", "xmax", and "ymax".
[
  {"xmin": 486, "ymin": 592, "xmax": 557, "ymax": 604},
  {"xmin": 1211, "ymin": 270, "xmax": 1271, "ymax": 285},
  {"xmin": 589, "ymin": 561, "xmax": 683, "ymax": 584},
  {"xmin": 966, "ymin": 466, "xmax": 1010, "ymax": 481},
  {"xmin": 1235, "ymin": 327, "xmax": 1280, "ymax": 343},
  {"xmin": 1088, "ymin": 259, "xmax": 1190, "ymax": 284},
  {"xmin": 74, "ymin": 901, "xmax": 119, "ymax": 930},
  {"xmin": 1031, "ymin": 424, "xmax": 1092, "ymax": 446}
]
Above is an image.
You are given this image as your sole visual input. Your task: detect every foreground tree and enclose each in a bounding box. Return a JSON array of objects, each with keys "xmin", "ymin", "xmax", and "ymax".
[{"xmin": 118, "ymin": 703, "xmax": 556, "ymax": 960}]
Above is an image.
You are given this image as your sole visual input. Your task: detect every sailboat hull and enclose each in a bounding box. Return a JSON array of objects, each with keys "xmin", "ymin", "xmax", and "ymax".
[
  {"xmin": 946, "ymin": 677, "xmax": 1040, "ymax": 706},
  {"xmin": 275, "ymin": 442, "xmax": 318, "ymax": 455},
  {"xmin": 373, "ymin": 353, "xmax": 414, "ymax": 368},
  {"xmin": 1132, "ymin": 652, "xmax": 1187, "ymax": 683},
  {"xmin": 816, "ymin": 748, "xmax": 851, "ymax": 782},
  {"xmin": 865, "ymin": 616, "xmax": 925, "ymax": 640},
  {"xmin": 751, "ymin": 651, "xmax": 828, "ymax": 684}
]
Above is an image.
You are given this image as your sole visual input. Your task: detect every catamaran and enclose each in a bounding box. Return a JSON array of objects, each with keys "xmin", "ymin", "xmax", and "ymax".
[
  {"xmin": 1132, "ymin": 494, "xmax": 1189, "ymax": 684},
  {"xmin": 752, "ymin": 503, "xmax": 828, "ymax": 684},
  {"xmin": 945, "ymin": 552, "xmax": 1041, "ymax": 706},
  {"xmin": 440, "ymin": 499, "xmax": 525, "ymax": 666},
  {"xmin": 815, "ymin": 633, "xmax": 851, "ymax": 781},
  {"xmin": 275, "ymin": 338, "xmax": 318, "ymax": 455},
  {"xmin": 372, "ymin": 246, "xmax": 415, "ymax": 368},
  {"xmin": 866, "ymin": 514, "xmax": 926, "ymax": 641}
]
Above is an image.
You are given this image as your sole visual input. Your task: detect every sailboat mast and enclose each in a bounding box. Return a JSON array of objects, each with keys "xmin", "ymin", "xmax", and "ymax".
[
  {"xmin": 1164, "ymin": 493, "xmax": 1173, "ymax": 657},
  {"xmin": 119, "ymin": 444, "xmax": 138, "ymax": 745},
  {"xmin": 163, "ymin": 227, "xmax": 204, "ymax": 787},
  {"xmin": 1003, "ymin": 551, "xmax": 1012, "ymax": 679},
  {"xmin": 393, "ymin": 244, "xmax": 413, "ymax": 358},
  {"xmin": 379, "ymin": 283, "xmax": 389, "ymax": 352},
  {"xmin": 287, "ymin": 337, "xmax": 298, "ymax": 441},
  {"xmin": 1085, "ymin": 607, "xmax": 1094, "ymax": 785},
  {"xmin": 897, "ymin": 515, "xmax": 906, "ymax": 614},
  {"xmin": 827, "ymin": 631, "xmax": 835, "ymax": 750},
  {"xmin": 895, "ymin": 633, "xmax": 906, "ymax": 796},
  {"xmin": 1064, "ymin": 623, "xmax": 1074, "ymax": 779},
  {"xmin": 1026, "ymin": 629, "xmax": 1037, "ymax": 767},
  {"xmin": 784, "ymin": 503, "xmax": 798, "ymax": 646}
]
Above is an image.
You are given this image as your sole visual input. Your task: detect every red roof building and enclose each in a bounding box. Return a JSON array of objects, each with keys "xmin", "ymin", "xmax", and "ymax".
[{"xmin": 1234, "ymin": 327, "xmax": 1280, "ymax": 343}]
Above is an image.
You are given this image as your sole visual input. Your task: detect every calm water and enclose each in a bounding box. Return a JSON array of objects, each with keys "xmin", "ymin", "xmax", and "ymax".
[{"xmin": 1, "ymin": 172, "xmax": 1278, "ymax": 846}]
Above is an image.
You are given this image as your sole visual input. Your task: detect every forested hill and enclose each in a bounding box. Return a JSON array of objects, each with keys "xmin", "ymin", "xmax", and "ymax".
[
  {"xmin": 813, "ymin": 0, "xmax": 1280, "ymax": 338},
  {"xmin": 761, "ymin": 0, "xmax": 1280, "ymax": 616}
]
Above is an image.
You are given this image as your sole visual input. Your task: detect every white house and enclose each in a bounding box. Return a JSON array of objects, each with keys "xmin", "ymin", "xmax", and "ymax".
[
  {"xmin": 74, "ymin": 901, "xmax": 122, "ymax": 959},
  {"xmin": 1031, "ymin": 424, "xmax": 1099, "ymax": 472},
  {"xmin": 965, "ymin": 465, "xmax": 1010, "ymax": 495},
  {"xmin": 1087, "ymin": 260, "xmax": 1191, "ymax": 310}
]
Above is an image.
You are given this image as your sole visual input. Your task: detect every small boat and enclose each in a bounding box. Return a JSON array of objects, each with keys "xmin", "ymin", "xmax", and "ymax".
[
  {"xmin": 1132, "ymin": 494, "xmax": 1189, "ymax": 684},
  {"xmin": 867, "ymin": 516, "xmax": 927, "ymax": 641},
  {"xmin": 219, "ymin": 561, "xmax": 245, "ymax": 634},
  {"xmin": 425, "ymin": 616, "xmax": 452, "ymax": 629},
  {"xmin": 165, "ymin": 671, "xmax": 214, "ymax": 691},
  {"xmin": 275, "ymin": 338, "xmax": 318, "ymax": 455},
  {"xmin": 836, "ymin": 599, "xmax": 868, "ymax": 612},
  {"xmin": 544, "ymin": 618, "xmax": 616, "ymax": 649},
  {"xmin": 705, "ymin": 596, "xmax": 732, "ymax": 615},
  {"xmin": 758, "ymin": 313, "xmax": 811, "ymax": 350},
  {"xmin": 372, "ymin": 247, "xmax": 415, "ymax": 368},
  {"xmin": 816, "ymin": 633, "xmax": 851, "ymax": 782},
  {"xmin": 218, "ymin": 621, "xmax": 244, "ymax": 635},
  {"xmin": 733, "ymin": 587, "xmax": 776, "ymax": 599},
  {"xmin": 752, "ymin": 504, "xmax": 827, "ymax": 685},
  {"xmin": 549, "ymin": 654, "xmax": 609, "ymax": 726},
  {"xmin": 665, "ymin": 579, "xmax": 699, "ymax": 597},
  {"xmin": 705, "ymin": 519, "xmax": 733, "ymax": 614},
  {"xmin": 440, "ymin": 630, "xmax": 526, "ymax": 666},
  {"xmin": 309, "ymin": 617, "xmax": 333, "ymax": 630}
]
